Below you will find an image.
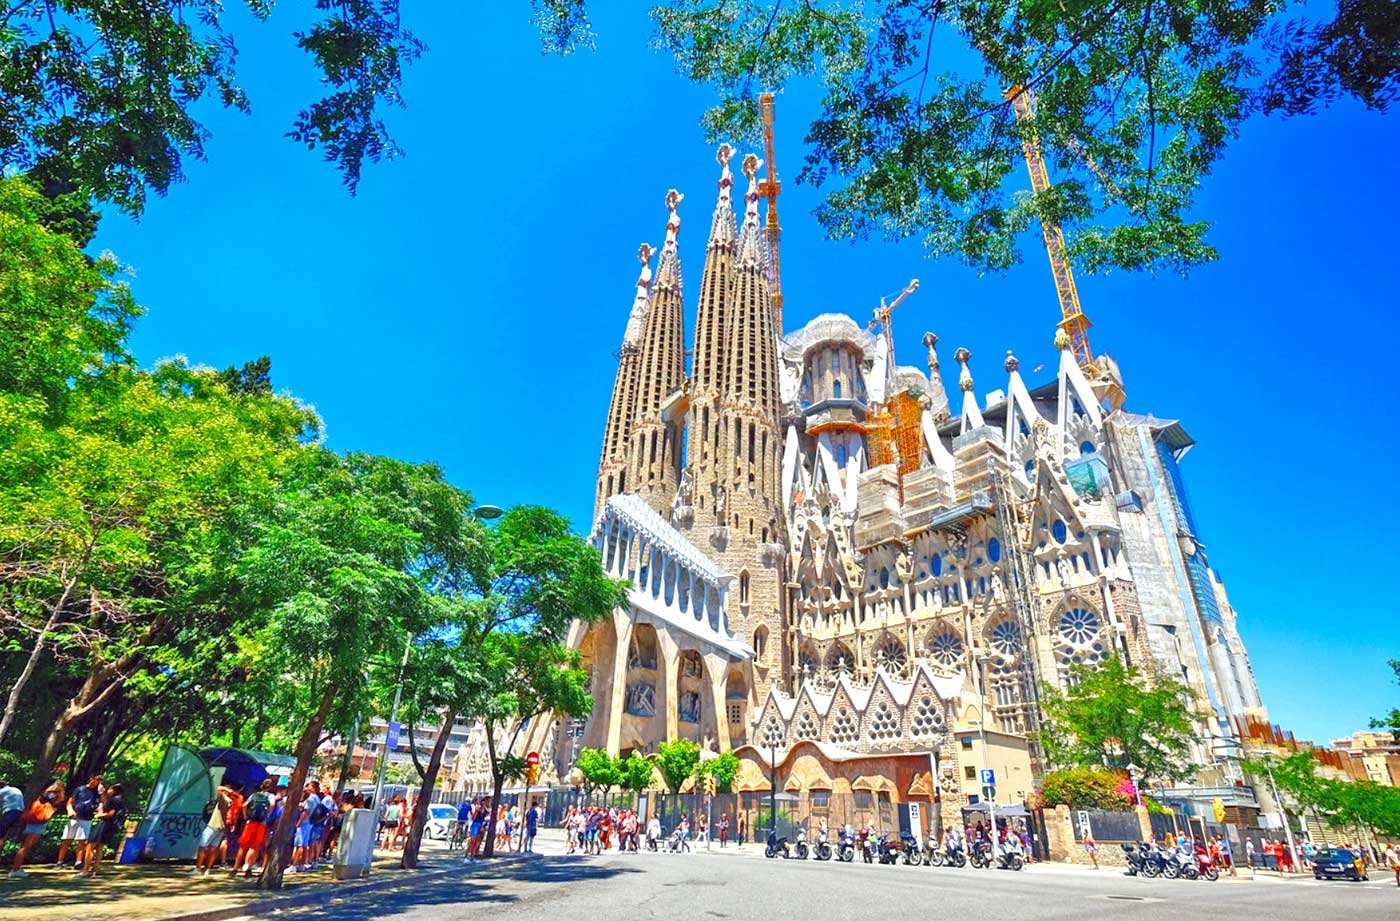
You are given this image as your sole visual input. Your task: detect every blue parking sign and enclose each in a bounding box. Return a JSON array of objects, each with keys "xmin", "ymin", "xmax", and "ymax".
[{"xmin": 980, "ymin": 768, "xmax": 995, "ymax": 785}]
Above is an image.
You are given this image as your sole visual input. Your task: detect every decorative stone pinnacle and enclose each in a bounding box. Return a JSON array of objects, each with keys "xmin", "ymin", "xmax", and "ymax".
[
  {"xmin": 742, "ymin": 153, "xmax": 761, "ymax": 181},
  {"xmin": 638, "ymin": 242, "xmax": 653, "ymax": 265},
  {"xmin": 663, "ymin": 189, "xmax": 683, "ymax": 249},
  {"xmin": 1004, "ymin": 350, "xmax": 1019, "ymax": 373},
  {"xmin": 717, "ymin": 143, "xmax": 733, "ymax": 169},
  {"xmin": 954, "ymin": 347, "xmax": 974, "ymax": 392},
  {"xmin": 1054, "ymin": 328, "xmax": 1071, "ymax": 351},
  {"xmin": 923, "ymin": 332, "xmax": 941, "ymax": 372}
]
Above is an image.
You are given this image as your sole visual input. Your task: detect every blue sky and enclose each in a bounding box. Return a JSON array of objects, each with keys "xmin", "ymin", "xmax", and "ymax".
[{"xmin": 96, "ymin": 6, "xmax": 1398, "ymax": 746}]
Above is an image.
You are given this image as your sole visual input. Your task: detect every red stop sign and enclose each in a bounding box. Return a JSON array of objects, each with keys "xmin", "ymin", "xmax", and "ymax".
[{"xmin": 526, "ymin": 751, "xmax": 540, "ymax": 765}]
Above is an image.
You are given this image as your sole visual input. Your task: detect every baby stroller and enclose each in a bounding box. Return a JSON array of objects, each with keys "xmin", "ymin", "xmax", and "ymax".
[{"xmin": 667, "ymin": 824, "xmax": 690, "ymax": 853}]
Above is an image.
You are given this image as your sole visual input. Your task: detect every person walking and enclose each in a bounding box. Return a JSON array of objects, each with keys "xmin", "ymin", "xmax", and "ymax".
[
  {"xmin": 1216, "ymin": 834, "xmax": 1235, "ymax": 877},
  {"xmin": 56, "ymin": 774, "xmax": 102, "ymax": 870},
  {"xmin": 718, "ymin": 812, "xmax": 729, "ymax": 848},
  {"xmin": 736, "ymin": 810, "xmax": 746, "ymax": 849},
  {"xmin": 1384, "ymin": 842, "xmax": 1399, "ymax": 888},
  {"xmin": 82, "ymin": 783, "xmax": 124, "ymax": 877},
  {"xmin": 0, "ymin": 780, "xmax": 24, "ymax": 842},
  {"xmin": 1082, "ymin": 831, "xmax": 1098, "ymax": 869},
  {"xmin": 523, "ymin": 800, "xmax": 539, "ymax": 853},
  {"xmin": 8, "ymin": 779, "xmax": 64, "ymax": 878},
  {"xmin": 231, "ymin": 778, "xmax": 276, "ymax": 878}
]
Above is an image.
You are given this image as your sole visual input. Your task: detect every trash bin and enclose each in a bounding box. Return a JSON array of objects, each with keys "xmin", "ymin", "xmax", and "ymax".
[{"xmin": 334, "ymin": 808, "xmax": 378, "ymax": 880}]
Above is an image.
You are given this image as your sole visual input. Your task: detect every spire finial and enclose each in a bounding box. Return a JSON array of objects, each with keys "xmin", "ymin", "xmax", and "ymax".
[
  {"xmin": 922, "ymin": 332, "xmax": 940, "ymax": 371},
  {"xmin": 1054, "ymin": 328, "xmax": 1071, "ymax": 351},
  {"xmin": 954, "ymin": 347, "xmax": 974, "ymax": 393},
  {"xmin": 742, "ymin": 152, "xmax": 764, "ymax": 222},
  {"xmin": 623, "ymin": 243, "xmax": 655, "ymax": 348},
  {"xmin": 655, "ymin": 190, "xmax": 684, "ymax": 289},
  {"xmin": 1004, "ymin": 350, "xmax": 1019, "ymax": 373}
]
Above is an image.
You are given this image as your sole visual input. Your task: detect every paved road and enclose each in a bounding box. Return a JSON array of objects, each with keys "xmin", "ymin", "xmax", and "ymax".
[{"xmin": 283, "ymin": 849, "xmax": 1396, "ymax": 921}]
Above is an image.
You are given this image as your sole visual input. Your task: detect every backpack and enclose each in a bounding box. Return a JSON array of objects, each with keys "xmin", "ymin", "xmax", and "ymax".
[
  {"xmin": 71, "ymin": 786, "xmax": 98, "ymax": 821},
  {"xmin": 245, "ymin": 791, "xmax": 272, "ymax": 824},
  {"xmin": 308, "ymin": 797, "xmax": 328, "ymax": 824}
]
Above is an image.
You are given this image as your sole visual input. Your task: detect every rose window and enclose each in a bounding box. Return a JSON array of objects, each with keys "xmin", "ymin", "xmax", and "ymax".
[
  {"xmin": 1058, "ymin": 607, "xmax": 1101, "ymax": 646},
  {"xmin": 874, "ymin": 639, "xmax": 909, "ymax": 676},
  {"xmin": 928, "ymin": 632, "xmax": 964, "ymax": 668},
  {"xmin": 990, "ymin": 620, "xmax": 1024, "ymax": 659}
]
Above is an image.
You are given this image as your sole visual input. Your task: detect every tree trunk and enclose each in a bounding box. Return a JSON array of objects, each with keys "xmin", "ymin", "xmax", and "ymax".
[
  {"xmin": 482, "ymin": 724, "xmax": 500, "ymax": 859},
  {"xmin": 401, "ymin": 707, "xmax": 454, "ymax": 869},
  {"xmin": 258, "ymin": 683, "xmax": 337, "ymax": 891},
  {"xmin": 0, "ymin": 599, "xmax": 68, "ymax": 745},
  {"xmin": 74, "ymin": 691, "xmax": 126, "ymax": 782},
  {"xmin": 25, "ymin": 666, "xmax": 125, "ymax": 803}
]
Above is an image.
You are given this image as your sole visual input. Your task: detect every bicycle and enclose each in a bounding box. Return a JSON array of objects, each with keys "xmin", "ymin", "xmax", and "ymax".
[{"xmin": 448, "ymin": 820, "xmax": 470, "ymax": 851}]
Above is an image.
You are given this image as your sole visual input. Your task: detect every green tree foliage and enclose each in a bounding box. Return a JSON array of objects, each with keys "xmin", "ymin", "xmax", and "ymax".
[
  {"xmin": 0, "ymin": 177, "xmax": 140, "ymax": 411},
  {"xmin": 534, "ymin": 1, "xmax": 1396, "ymax": 276},
  {"xmin": 619, "ymin": 751, "xmax": 657, "ymax": 794},
  {"xmin": 1039, "ymin": 767, "xmax": 1133, "ymax": 809},
  {"xmin": 577, "ymin": 747, "xmax": 620, "ymax": 794},
  {"xmin": 1244, "ymin": 750, "xmax": 1400, "ymax": 839},
  {"xmin": 0, "ymin": 1, "xmax": 425, "ymax": 213},
  {"xmin": 699, "ymin": 750, "xmax": 741, "ymax": 793},
  {"xmin": 1370, "ymin": 659, "xmax": 1400, "ymax": 742},
  {"xmin": 1038, "ymin": 655, "xmax": 1196, "ymax": 784},
  {"xmin": 654, "ymin": 738, "xmax": 701, "ymax": 793}
]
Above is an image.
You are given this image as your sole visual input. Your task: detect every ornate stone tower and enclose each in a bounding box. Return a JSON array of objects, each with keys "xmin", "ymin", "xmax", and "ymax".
[
  {"xmin": 594, "ymin": 244, "xmax": 654, "ymax": 518},
  {"xmin": 626, "ymin": 190, "xmax": 688, "ymax": 516}
]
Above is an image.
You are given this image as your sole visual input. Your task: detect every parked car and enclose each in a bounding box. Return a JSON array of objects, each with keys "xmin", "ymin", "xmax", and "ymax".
[
  {"xmin": 1312, "ymin": 847, "xmax": 1368, "ymax": 881},
  {"xmin": 425, "ymin": 804, "xmax": 460, "ymax": 840}
]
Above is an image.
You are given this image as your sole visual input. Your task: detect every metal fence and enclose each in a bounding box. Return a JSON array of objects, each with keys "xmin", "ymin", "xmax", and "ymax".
[{"xmin": 1072, "ymin": 809, "xmax": 1143, "ymax": 843}]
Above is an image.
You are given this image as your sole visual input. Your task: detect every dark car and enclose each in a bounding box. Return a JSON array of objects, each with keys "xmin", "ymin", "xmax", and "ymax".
[{"xmin": 1312, "ymin": 848, "xmax": 1368, "ymax": 881}]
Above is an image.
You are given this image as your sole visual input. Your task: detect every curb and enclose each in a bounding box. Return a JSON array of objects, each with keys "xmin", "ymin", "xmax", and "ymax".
[{"xmin": 154, "ymin": 854, "xmax": 527, "ymax": 921}]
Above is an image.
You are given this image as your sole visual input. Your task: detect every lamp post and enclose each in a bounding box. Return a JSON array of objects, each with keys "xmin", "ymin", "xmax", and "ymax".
[
  {"xmin": 1125, "ymin": 762, "xmax": 1143, "ymax": 807},
  {"xmin": 768, "ymin": 737, "xmax": 778, "ymax": 843},
  {"xmin": 370, "ymin": 503, "xmax": 501, "ymax": 813}
]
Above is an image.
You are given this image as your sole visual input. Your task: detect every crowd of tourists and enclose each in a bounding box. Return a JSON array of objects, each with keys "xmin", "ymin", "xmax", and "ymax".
[
  {"xmin": 453, "ymin": 797, "xmax": 541, "ymax": 863},
  {"xmin": 1, "ymin": 773, "xmax": 125, "ymax": 878}
]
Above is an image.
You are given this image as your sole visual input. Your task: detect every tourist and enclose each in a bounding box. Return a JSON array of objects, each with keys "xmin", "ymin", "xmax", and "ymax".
[
  {"xmin": 379, "ymin": 796, "xmax": 402, "ymax": 850},
  {"xmin": 1385, "ymin": 842, "xmax": 1399, "ymax": 887},
  {"xmin": 736, "ymin": 810, "xmax": 746, "ymax": 848},
  {"xmin": 465, "ymin": 797, "xmax": 487, "ymax": 863},
  {"xmin": 290, "ymin": 786, "xmax": 318, "ymax": 872},
  {"xmin": 221, "ymin": 784, "xmax": 246, "ymax": 868},
  {"xmin": 55, "ymin": 773, "xmax": 102, "ymax": 870},
  {"xmin": 1245, "ymin": 837, "xmax": 1256, "ymax": 868},
  {"xmin": 646, "ymin": 813, "xmax": 661, "ymax": 850},
  {"xmin": 8, "ymin": 778, "xmax": 64, "ymax": 878},
  {"xmin": 562, "ymin": 805, "xmax": 577, "ymax": 854},
  {"xmin": 0, "ymin": 779, "xmax": 23, "ymax": 842},
  {"xmin": 231, "ymin": 778, "xmax": 276, "ymax": 878},
  {"xmin": 194, "ymin": 783, "xmax": 236, "ymax": 875},
  {"xmin": 696, "ymin": 812, "xmax": 708, "ymax": 846},
  {"xmin": 718, "ymin": 812, "xmax": 729, "ymax": 847},
  {"xmin": 524, "ymin": 800, "xmax": 540, "ymax": 853},
  {"xmin": 82, "ymin": 783, "xmax": 124, "ymax": 877},
  {"xmin": 1216, "ymin": 834, "xmax": 1235, "ymax": 877},
  {"xmin": 1278, "ymin": 838, "xmax": 1295, "ymax": 873}
]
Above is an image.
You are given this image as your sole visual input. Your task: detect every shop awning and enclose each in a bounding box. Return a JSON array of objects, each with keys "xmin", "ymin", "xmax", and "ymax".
[{"xmin": 962, "ymin": 802, "xmax": 1029, "ymax": 818}]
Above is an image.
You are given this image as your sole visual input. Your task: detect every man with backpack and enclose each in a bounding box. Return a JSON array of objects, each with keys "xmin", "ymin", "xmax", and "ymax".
[
  {"xmin": 290, "ymin": 784, "xmax": 323, "ymax": 873},
  {"xmin": 231, "ymin": 778, "xmax": 277, "ymax": 878},
  {"xmin": 193, "ymin": 783, "xmax": 237, "ymax": 875},
  {"xmin": 55, "ymin": 774, "xmax": 102, "ymax": 870}
]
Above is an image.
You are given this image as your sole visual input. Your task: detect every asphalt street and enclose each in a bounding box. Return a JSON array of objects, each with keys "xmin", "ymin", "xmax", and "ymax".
[{"xmin": 280, "ymin": 848, "xmax": 1397, "ymax": 921}]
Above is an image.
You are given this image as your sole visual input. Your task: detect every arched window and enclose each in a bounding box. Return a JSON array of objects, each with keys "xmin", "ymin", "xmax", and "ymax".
[
  {"xmin": 1052, "ymin": 519, "xmax": 1069, "ymax": 544},
  {"xmin": 987, "ymin": 537, "xmax": 1001, "ymax": 564},
  {"xmin": 833, "ymin": 379, "xmax": 842, "ymax": 398},
  {"xmin": 1079, "ymin": 440, "xmax": 1096, "ymax": 456},
  {"xmin": 739, "ymin": 569, "xmax": 750, "ymax": 604},
  {"xmin": 835, "ymin": 442, "xmax": 847, "ymax": 467},
  {"xmin": 753, "ymin": 625, "xmax": 769, "ymax": 662}
]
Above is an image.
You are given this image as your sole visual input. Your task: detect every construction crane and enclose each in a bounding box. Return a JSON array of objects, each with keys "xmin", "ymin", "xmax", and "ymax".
[
  {"xmin": 868, "ymin": 279, "xmax": 921, "ymax": 394},
  {"xmin": 758, "ymin": 92, "xmax": 784, "ymax": 333},
  {"xmin": 865, "ymin": 279, "xmax": 922, "ymax": 486},
  {"xmin": 1006, "ymin": 85, "xmax": 1097, "ymax": 379}
]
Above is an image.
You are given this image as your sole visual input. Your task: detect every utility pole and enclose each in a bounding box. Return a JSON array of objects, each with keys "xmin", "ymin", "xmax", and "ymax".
[
  {"xmin": 1262, "ymin": 758, "xmax": 1299, "ymax": 872},
  {"xmin": 372, "ymin": 633, "xmax": 414, "ymax": 811}
]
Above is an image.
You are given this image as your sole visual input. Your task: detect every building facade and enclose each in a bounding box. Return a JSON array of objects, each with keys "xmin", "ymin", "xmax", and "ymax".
[{"xmin": 457, "ymin": 143, "xmax": 1267, "ymax": 815}]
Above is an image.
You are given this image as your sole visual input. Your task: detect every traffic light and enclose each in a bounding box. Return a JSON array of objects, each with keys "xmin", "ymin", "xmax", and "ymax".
[
  {"xmin": 526, "ymin": 763, "xmax": 540, "ymax": 785},
  {"xmin": 1212, "ymin": 797, "xmax": 1225, "ymax": 823},
  {"xmin": 703, "ymin": 773, "xmax": 717, "ymax": 797}
]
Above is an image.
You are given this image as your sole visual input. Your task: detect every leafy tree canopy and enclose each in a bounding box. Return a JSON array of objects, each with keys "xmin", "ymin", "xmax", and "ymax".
[
  {"xmin": 1039, "ymin": 766, "xmax": 1134, "ymax": 809},
  {"xmin": 533, "ymin": 0, "xmax": 1397, "ymax": 276},
  {"xmin": 1370, "ymin": 658, "xmax": 1400, "ymax": 742},
  {"xmin": 699, "ymin": 750, "xmax": 741, "ymax": 793},
  {"xmin": 619, "ymin": 750, "xmax": 658, "ymax": 793},
  {"xmin": 1244, "ymin": 750, "xmax": 1400, "ymax": 838},
  {"xmin": 654, "ymin": 737, "xmax": 701, "ymax": 792},
  {"xmin": 0, "ymin": 1, "xmax": 424, "ymax": 213},
  {"xmin": 576, "ymin": 747, "xmax": 620, "ymax": 790},
  {"xmin": 1038, "ymin": 655, "xmax": 1196, "ymax": 784}
]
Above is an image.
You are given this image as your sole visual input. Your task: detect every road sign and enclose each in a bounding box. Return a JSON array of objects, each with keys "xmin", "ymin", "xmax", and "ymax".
[
  {"xmin": 980, "ymin": 768, "xmax": 995, "ymax": 785},
  {"xmin": 981, "ymin": 784, "xmax": 997, "ymax": 802},
  {"xmin": 1077, "ymin": 810, "xmax": 1091, "ymax": 837},
  {"xmin": 526, "ymin": 751, "xmax": 540, "ymax": 765},
  {"xmin": 385, "ymin": 721, "xmax": 401, "ymax": 751}
]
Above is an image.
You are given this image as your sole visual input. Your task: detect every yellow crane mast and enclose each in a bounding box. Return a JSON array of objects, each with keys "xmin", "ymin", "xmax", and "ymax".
[
  {"xmin": 758, "ymin": 92, "xmax": 784, "ymax": 333},
  {"xmin": 1006, "ymin": 86, "xmax": 1097, "ymax": 379}
]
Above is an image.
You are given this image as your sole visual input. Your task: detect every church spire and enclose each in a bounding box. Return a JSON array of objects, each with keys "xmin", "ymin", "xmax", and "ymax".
[
  {"xmin": 709, "ymin": 143, "xmax": 737, "ymax": 248},
  {"xmin": 628, "ymin": 189, "xmax": 688, "ymax": 516},
  {"xmin": 594, "ymin": 243, "xmax": 654, "ymax": 519}
]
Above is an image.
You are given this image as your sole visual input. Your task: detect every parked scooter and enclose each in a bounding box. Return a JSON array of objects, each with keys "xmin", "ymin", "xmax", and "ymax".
[
  {"xmin": 969, "ymin": 839, "xmax": 993, "ymax": 869},
  {"xmin": 876, "ymin": 833, "xmax": 901, "ymax": 865},
  {"xmin": 858, "ymin": 828, "xmax": 876, "ymax": 864},
  {"xmin": 814, "ymin": 827, "xmax": 833, "ymax": 861},
  {"xmin": 994, "ymin": 843, "xmax": 1025, "ymax": 871},
  {"xmin": 836, "ymin": 826, "xmax": 856, "ymax": 863},
  {"xmin": 900, "ymin": 832, "xmax": 923, "ymax": 866},
  {"xmin": 930, "ymin": 841, "xmax": 967, "ymax": 868},
  {"xmin": 1138, "ymin": 842, "xmax": 1169, "ymax": 878},
  {"xmin": 1172, "ymin": 849, "xmax": 1200, "ymax": 880},
  {"xmin": 793, "ymin": 827, "xmax": 810, "ymax": 860},
  {"xmin": 1195, "ymin": 851, "xmax": 1220, "ymax": 882},
  {"xmin": 765, "ymin": 828, "xmax": 791, "ymax": 859},
  {"xmin": 1122, "ymin": 843, "xmax": 1146, "ymax": 875}
]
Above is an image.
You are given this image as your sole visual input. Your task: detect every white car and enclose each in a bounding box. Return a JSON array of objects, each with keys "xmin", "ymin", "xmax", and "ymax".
[{"xmin": 425, "ymin": 804, "xmax": 460, "ymax": 840}]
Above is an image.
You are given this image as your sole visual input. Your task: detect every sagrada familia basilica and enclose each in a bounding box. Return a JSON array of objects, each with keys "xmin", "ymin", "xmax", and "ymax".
[{"xmin": 454, "ymin": 143, "xmax": 1265, "ymax": 816}]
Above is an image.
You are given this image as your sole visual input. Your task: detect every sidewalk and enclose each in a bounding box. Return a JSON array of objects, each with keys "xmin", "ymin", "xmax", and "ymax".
[{"xmin": 0, "ymin": 836, "xmax": 562, "ymax": 921}]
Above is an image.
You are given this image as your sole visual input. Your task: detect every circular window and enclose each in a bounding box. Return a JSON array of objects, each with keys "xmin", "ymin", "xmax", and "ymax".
[
  {"xmin": 988, "ymin": 537, "xmax": 1001, "ymax": 564},
  {"xmin": 929, "ymin": 632, "xmax": 964, "ymax": 667},
  {"xmin": 1058, "ymin": 607, "xmax": 1100, "ymax": 646},
  {"xmin": 1080, "ymin": 441, "xmax": 1096, "ymax": 456},
  {"xmin": 1052, "ymin": 519, "xmax": 1068, "ymax": 544},
  {"xmin": 1025, "ymin": 460, "xmax": 1035, "ymax": 479},
  {"xmin": 991, "ymin": 620, "xmax": 1024, "ymax": 658}
]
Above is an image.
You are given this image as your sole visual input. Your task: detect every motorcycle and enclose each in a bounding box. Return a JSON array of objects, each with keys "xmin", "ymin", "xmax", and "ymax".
[
  {"xmin": 1195, "ymin": 851, "xmax": 1220, "ymax": 882},
  {"xmin": 900, "ymin": 832, "xmax": 923, "ymax": 866},
  {"xmin": 836, "ymin": 828, "xmax": 856, "ymax": 863},
  {"xmin": 1172, "ymin": 850, "xmax": 1200, "ymax": 881},
  {"xmin": 859, "ymin": 829, "xmax": 876, "ymax": 864},
  {"xmin": 814, "ymin": 828, "xmax": 833, "ymax": 861},
  {"xmin": 877, "ymin": 833, "xmax": 901, "ymax": 865},
  {"xmin": 969, "ymin": 840, "xmax": 993, "ymax": 869},
  {"xmin": 793, "ymin": 827, "xmax": 810, "ymax": 860},
  {"xmin": 765, "ymin": 829, "xmax": 791, "ymax": 859},
  {"xmin": 994, "ymin": 844, "xmax": 1024, "ymax": 871},
  {"xmin": 1122, "ymin": 843, "xmax": 1146, "ymax": 876},
  {"xmin": 932, "ymin": 842, "xmax": 967, "ymax": 868}
]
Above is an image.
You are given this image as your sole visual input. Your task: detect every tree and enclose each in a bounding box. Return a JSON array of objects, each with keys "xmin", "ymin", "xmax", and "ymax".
[
  {"xmin": 447, "ymin": 505, "xmax": 628, "ymax": 858},
  {"xmin": 699, "ymin": 750, "xmax": 741, "ymax": 793},
  {"xmin": 532, "ymin": 1, "xmax": 1396, "ymax": 276},
  {"xmin": 1038, "ymin": 655, "xmax": 1196, "ymax": 785},
  {"xmin": 618, "ymin": 751, "xmax": 657, "ymax": 797},
  {"xmin": 1370, "ymin": 658, "xmax": 1400, "ymax": 742},
  {"xmin": 232, "ymin": 449, "xmax": 472, "ymax": 890},
  {"xmin": 1244, "ymin": 750, "xmax": 1400, "ymax": 840},
  {"xmin": 653, "ymin": 738, "xmax": 701, "ymax": 793},
  {"xmin": 1040, "ymin": 767, "xmax": 1134, "ymax": 809},
  {"xmin": 0, "ymin": 1, "xmax": 425, "ymax": 213},
  {"xmin": 577, "ymin": 747, "xmax": 621, "ymax": 799}
]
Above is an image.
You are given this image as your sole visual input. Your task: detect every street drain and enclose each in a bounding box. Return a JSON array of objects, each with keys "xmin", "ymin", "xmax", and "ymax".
[{"xmin": 1106, "ymin": 896, "xmax": 1146, "ymax": 901}]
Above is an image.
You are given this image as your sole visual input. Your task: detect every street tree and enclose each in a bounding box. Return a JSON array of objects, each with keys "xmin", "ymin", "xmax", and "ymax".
[
  {"xmin": 1038, "ymin": 655, "xmax": 1196, "ymax": 785},
  {"xmin": 654, "ymin": 738, "xmax": 702, "ymax": 793},
  {"xmin": 577, "ymin": 747, "xmax": 621, "ymax": 800},
  {"xmin": 618, "ymin": 751, "xmax": 657, "ymax": 797},
  {"xmin": 0, "ymin": 1, "xmax": 425, "ymax": 213},
  {"xmin": 532, "ymin": 1, "xmax": 1397, "ymax": 276},
  {"xmin": 231, "ymin": 449, "xmax": 473, "ymax": 890},
  {"xmin": 699, "ymin": 750, "xmax": 741, "ymax": 793},
  {"xmin": 447, "ymin": 505, "xmax": 628, "ymax": 858},
  {"xmin": 1370, "ymin": 658, "xmax": 1400, "ymax": 742}
]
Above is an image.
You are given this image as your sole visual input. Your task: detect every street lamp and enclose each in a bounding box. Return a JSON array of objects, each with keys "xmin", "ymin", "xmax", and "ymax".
[{"xmin": 1125, "ymin": 762, "xmax": 1143, "ymax": 807}]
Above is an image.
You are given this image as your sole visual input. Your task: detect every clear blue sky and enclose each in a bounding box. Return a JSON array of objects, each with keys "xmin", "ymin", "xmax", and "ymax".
[{"xmin": 95, "ymin": 5, "xmax": 1399, "ymax": 746}]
